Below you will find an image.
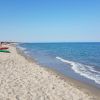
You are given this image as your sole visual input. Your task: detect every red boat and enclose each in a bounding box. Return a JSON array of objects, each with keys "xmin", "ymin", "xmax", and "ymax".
[{"xmin": 0, "ymin": 47, "xmax": 9, "ymax": 50}]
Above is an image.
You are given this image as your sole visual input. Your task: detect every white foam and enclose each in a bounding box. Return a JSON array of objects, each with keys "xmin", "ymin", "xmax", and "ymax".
[
  {"xmin": 17, "ymin": 46, "xmax": 27, "ymax": 51},
  {"xmin": 56, "ymin": 57, "xmax": 100, "ymax": 84}
]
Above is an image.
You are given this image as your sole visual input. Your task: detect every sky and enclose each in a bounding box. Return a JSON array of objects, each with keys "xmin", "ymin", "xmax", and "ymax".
[{"xmin": 0, "ymin": 0, "xmax": 100, "ymax": 42}]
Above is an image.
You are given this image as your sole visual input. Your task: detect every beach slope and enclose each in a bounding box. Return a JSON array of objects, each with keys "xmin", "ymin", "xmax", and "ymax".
[{"xmin": 0, "ymin": 45, "xmax": 99, "ymax": 100}]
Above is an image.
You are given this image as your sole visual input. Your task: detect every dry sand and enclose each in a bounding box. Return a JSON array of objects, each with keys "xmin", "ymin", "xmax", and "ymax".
[{"xmin": 0, "ymin": 45, "xmax": 99, "ymax": 100}]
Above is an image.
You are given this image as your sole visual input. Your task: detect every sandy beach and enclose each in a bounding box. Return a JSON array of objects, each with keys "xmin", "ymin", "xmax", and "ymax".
[{"xmin": 0, "ymin": 44, "xmax": 99, "ymax": 100}]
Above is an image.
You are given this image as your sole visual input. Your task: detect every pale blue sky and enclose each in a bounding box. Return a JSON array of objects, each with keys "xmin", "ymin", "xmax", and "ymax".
[{"xmin": 0, "ymin": 0, "xmax": 100, "ymax": 42}]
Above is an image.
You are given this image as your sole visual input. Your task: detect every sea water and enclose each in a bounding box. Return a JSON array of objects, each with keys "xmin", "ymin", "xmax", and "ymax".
[{"xmin": 18, "ymin": 43, "xmax": 100, "ymax": 88}]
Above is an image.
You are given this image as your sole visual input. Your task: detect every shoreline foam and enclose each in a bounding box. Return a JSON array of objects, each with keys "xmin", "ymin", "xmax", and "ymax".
[{"xmin": 56, "ymin": 56, "xmax": 100, "ymax": 85}]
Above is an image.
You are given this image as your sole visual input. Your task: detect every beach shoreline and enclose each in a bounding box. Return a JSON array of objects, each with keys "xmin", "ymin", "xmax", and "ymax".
[
  {"xmin": 0, "ymin": 44, "xmax": 99, "ymax": 100},
  {"xmin": 16, "ymin": 44, "xmax": 100, "ymax": 97}
]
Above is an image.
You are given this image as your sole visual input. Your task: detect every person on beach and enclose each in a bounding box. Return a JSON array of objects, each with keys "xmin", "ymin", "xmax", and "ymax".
[
  {"xmin": 0, "ymin": 42, "xmax": 4, "ymax": 47},
  {"xmin": 0, "ymin": 42, "xmax": 2, "ymax": 47}
]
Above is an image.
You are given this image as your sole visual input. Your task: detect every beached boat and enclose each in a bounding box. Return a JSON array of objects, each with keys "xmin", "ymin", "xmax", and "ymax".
[
  {"xmin": 0, "ymin": 47, "xmax": 9, "ymax": 50},
  {"xmin": 0, "ymin": 50, "xmax": 10, "ymax": 53}
]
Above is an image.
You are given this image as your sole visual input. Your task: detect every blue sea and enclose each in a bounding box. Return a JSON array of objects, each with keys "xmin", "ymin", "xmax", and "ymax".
[{"xmin": 18, "ymin": 43, "xmax": 100, "ymax": 88}]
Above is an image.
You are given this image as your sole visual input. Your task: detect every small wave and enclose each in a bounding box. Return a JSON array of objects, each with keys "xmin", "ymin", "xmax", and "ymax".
[
  {"xmin": 17, "ymin": 46, "xmax": 27, "ymax": 51},
  {"xmin": 56, "ymin": 57, "xmax": 100, "ymax": 84}
]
